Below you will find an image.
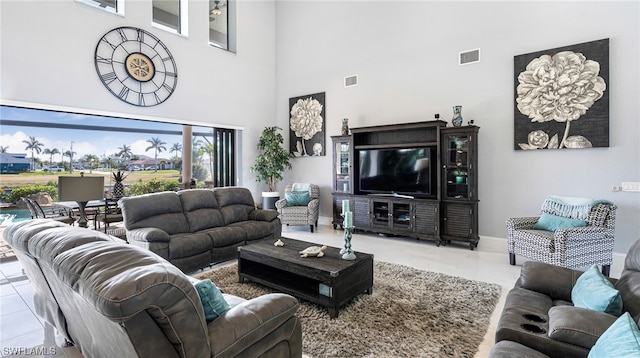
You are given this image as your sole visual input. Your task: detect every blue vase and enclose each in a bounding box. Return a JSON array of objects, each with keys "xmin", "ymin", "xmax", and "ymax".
[{"xmin": 452, "ymin": 105, "xmax": 463, "ymax": 127}]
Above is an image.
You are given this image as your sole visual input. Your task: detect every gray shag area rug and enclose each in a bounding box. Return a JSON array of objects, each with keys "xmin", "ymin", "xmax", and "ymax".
[{"xmin": 195, "ymin": 261, "xmax": 501, "ymax": 358}]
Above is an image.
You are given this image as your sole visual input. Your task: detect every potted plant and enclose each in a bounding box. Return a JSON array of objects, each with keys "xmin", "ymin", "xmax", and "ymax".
[{"xmin": 250, "ymin": 126, "xmax": 291, "ymax": 209}]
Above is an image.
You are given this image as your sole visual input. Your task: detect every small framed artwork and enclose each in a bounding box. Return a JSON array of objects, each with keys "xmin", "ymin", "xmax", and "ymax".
[
  {"xmin": 514, "ymin": 39, "xmax": 609, "ymax": 150},
  {"xmin": 289, "ymin": 92, "xmax": 326, "ymax": 157}
]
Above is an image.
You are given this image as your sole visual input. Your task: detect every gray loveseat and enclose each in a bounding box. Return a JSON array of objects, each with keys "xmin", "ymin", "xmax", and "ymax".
[
  {"xmin": 120, "ymin": 187, "xmax": 281, "ymax": 272},
  {"xmin": 4, "ymin": 219, "xmax": 302, "ymax": 358},
  {"xmin": 492, "ymin": 239, "xmax": 640, "ymax": 358}
]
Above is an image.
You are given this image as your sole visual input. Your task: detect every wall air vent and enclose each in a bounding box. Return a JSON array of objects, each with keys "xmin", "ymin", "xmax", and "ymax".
[
  {"xmin": 344, "ymin": 74, "xmax": 358, "ymax": 88},
  {"xmin": 459, "ymin": 48, "xmax": 481, "ymax": 66}
]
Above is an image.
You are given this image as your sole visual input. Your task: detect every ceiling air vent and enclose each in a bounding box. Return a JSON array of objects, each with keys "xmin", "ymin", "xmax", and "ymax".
[
  {"xmin": 459, "ymin": 48, "xmax": 481, "ymax": 66},
  {"xmin": 344, "ymin": 74, "xmax": 358, "ymax": 88}
]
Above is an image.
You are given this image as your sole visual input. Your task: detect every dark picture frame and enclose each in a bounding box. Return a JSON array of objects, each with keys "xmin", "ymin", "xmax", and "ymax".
[
  {"xmin": 288, "ymin": 92, "xmax": 326, "ymax": 157},
  {"xmin": 514, "ymin": 39, "xmax": 609, "ymax": 150}
]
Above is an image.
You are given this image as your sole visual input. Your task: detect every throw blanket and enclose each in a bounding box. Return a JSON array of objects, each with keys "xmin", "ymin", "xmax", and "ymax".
[
  {"xmin": 292, "ymin": 183, "xmax": 311, "ymax": 192},
  {"xmin": 542, "ymin": 195, "xmax": 612, "ymax": 220}
]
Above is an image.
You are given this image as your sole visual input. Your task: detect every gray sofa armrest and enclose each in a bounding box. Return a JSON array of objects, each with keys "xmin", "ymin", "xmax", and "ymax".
[
  {"xmin": 517, "ymin": 261, "xmax": 581, "ymax": 301},
  {"xmin": 208, "ymin": 293, "xmax": 299, "ymax": 357},
  {"xmin": 250, "ymin": 209, "xmax": 279, "ymax": 222},
  {"xmin": 126, "ymin": 227, "xmax": 171, "ymax": 243},
  {"xmin": 548, "ymin": 305, "xmax": 617, "ymax": 349}
]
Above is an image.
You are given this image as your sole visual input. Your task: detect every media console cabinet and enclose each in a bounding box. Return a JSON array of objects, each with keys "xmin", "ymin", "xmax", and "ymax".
[{"xmin": 331, "ymin": 121, "xmax": 480, "ymax": 250}]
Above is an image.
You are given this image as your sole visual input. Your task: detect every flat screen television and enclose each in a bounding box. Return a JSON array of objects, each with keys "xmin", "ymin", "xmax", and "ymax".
[{"xmin": 358, "ymin": 147, "xmax": 435, "ymax": 198}]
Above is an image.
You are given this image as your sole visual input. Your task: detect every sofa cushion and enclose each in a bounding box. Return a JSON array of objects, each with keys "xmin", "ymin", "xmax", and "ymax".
[
  {"xmin": 178, "ymin": 189, "xmax": 225, "ymax": 232},
  {"xmin": 202, "ymin": 226, "xmax": 247, "ymax": 248},
  {"xmin": 29, "ymin": 227, "xmax": 119, "ymax": 267},
  {"xmin": 548, "ymin": 305, "xmax": 617, "ymax": 349},
  {"xmin": 168, "ymin": 232, "xmax": 213, "ymax": 260},
  {"xmin": 588, "ymin": 312, "xmax": 640, "ymax": 357},
  {"xmin": 533, "ymin": 213, "xmax": 588, "ymax": 232},
  {"xmin": 572, "ymin": 265, "xmax": 622, "ymax": 316},
  {"xmin": 194, "ymin": 279, "xmax": 230, "ymax": 322},
  {"xmin": 229, "ymin": 221, "xmax": 277, "ymax": 241},
  {"xmin": 220, "ymin": 205, "xmax": 250, "ymax": 225},
  {"xmin": 120, "ymin": 192, "xmax": 190, "ymax": 235}
]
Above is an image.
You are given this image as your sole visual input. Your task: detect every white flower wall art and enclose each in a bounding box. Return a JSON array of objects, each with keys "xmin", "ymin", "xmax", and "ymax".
[
  {"xmin": 514, "ymin": 39, "xmax": 609, "ymax": 150},
  {"xmin": 289, "ymin": 92, "xmax": 326, "ymax": 157}
]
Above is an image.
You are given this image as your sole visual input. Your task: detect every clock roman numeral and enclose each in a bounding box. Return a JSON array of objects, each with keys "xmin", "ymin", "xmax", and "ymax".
[
  {"xmin": 136, "ymin": 29, "xmax": 144, "ymax": 43},
  {"xmin": 101, "ymin": 72, "xmax": 117, "ymax": 84},
  {"xmin": 154, "ymin": 92, "xmax": 162, "ymax": 104},
  {"xmin": 117, "ymin": 28, "xmax": 128, "ymax": 42},
  {"xmin": 118, "ymin": 87, "xmax": 129, "ymax": 100},
  {"xmin": 96, "ymin": 56, "xmax": 113, "ymax": 65},
  {"xmin": 138, "ymin": 93, "xmax": 145, "ymax": 106},
  {"xmin": 101, "ymin": 37, "xmax": 117, "ymax": 50},
  {"xmin": 162, "ymin": 83, "xmax": 174, "ymax": 93}
]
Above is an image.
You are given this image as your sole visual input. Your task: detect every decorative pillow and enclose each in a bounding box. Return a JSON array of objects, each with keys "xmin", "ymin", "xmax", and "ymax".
[
  {"xmin": 194, "ymin": 279, "xmax": 230, "ymax": 322},
  {"xmin": 533, "ymin": 212, "xmax": 588, "ymax": 231},
  {"xmin": 285, "ymin": 191, "xmax": 310, "ymax": 206},
  {"xmin": 588, "ymin": 312, "xmax": 640, "ymax": 357},
  {"xmin": 571, "ymin": 265, "xmax": 622, "ymax": 316}
]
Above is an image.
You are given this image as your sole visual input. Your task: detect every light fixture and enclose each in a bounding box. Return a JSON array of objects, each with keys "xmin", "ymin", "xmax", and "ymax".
[
  {"xmin": 211, "ymin": 1, "xmax": 222, "ymax": 15},
  {"xmin": 58, "ymin": 173, "xmax": 104, "ymax": 228}
]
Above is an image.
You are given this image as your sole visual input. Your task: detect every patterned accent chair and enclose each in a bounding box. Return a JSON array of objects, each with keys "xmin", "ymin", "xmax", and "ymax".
[
  {"xmin": 506, "ymin": 196, "xmax": 616, "ymax": 276},
  {"xmin": 275, "ymin": 184, "xmax": 320, "ymax": 232}
]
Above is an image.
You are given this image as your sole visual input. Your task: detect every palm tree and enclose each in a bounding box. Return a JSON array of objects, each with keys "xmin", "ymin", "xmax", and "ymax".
[
  {"xmin": 63, "ymin": 149, "xmax": 76, "ymax": 173},
  {"xmin": 199, "ymin": 141, "xmax": 215, "ymax": 181},
  {"xmin": 84, "ymin": 154, "xmax": 99, "ymax": 174},
  {"xmin": 0, "ymin": 146, "xmax": 8, "ymax": 153},
  {"xmin": 117, "ymin": 144, "xmax": 133, "ymax": 169},
  {"xmin": 145, "ymin": 137, "xmax": 166, "ymax": 172},
  {"xmin": 43, "ymin": 148, "xmax": 60, "ymax": 171},
  {"xmin": 22, "ymin": 136, "xmax": 44, "ymax": 171},
  {"xmin": 170, "ymin": 143, "xmax": 182, "ymax": 170}
]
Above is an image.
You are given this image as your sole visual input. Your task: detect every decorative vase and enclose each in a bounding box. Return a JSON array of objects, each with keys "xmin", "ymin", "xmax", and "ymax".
[
  {"xmin": 341, "ymin": 118, "xmax": 349, "ymax": 135},
  {"xmin": 452, "ymin": 106, "xmax": 463, "ymax": 127}
]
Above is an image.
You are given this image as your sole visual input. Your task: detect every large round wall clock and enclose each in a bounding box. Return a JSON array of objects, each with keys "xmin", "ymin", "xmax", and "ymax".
[{"xmin": 94, "ymin": 27, "xmax": 178, "ymax": 107}]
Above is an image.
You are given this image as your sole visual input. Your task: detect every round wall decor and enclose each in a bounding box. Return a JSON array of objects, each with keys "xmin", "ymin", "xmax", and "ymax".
[{"xmin": 94, "ymin": 27, "xmax": 178, "ymax": 107}]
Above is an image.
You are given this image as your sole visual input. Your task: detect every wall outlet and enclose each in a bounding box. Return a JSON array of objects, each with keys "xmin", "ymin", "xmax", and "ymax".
[{"xmin": 621, "ymin": 182, "xmax": 640, "ymax": 192}]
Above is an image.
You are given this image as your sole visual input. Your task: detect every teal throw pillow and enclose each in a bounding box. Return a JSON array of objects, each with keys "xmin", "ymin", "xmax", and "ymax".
[
  {"xmin": 194, "ymin": 279, "xmax": 230, "ymax": 322},
  {"xmin": 571, "ymin": 265, "xmax": 623, "ymax": 316},
  {"xmin": 285, "ymin": 191, "xmax": 310, "ymax": 206},
  {"xmin": 588, "ymin": 312, "xmax": 640, "ymax": 358},
  {"xmin": 533, "ymin": 212, "xmax": 588, "ymax": 231}
]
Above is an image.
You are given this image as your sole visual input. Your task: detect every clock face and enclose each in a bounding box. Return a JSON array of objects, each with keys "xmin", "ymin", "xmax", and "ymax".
[{"xmin": 94, "ymin": 27, "xmax": 178, "ymax": 107}]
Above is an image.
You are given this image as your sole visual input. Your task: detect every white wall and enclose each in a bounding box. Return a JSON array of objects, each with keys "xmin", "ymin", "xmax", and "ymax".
[
  {"xmin": 275, "ymin": 1, "xmax": 640, "ymax": 252},
  {"xmin": 0, "ymin": 0, "xmax": 277, "ymax": 195}
]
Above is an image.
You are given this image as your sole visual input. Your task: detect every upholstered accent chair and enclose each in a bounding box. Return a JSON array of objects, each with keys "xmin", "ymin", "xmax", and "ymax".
[
  {"xmin": 506, "ymin": 195, "xmax": 616, "ymax": 276},
  {"xmin": 275, "ymin": 183, "xmax": 320, "ymax": 232}
]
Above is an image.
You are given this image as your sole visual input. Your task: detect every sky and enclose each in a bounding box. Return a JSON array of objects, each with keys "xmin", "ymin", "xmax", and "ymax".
[{"xmin": 0, "ymin": 105, "xmax": 214, "ymax": 164}]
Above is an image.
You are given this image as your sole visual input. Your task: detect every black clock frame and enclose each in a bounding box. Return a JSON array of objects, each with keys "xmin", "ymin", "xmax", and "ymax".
[{"xmin": 94, "ymin": 27, "xmax": 178, "ymax": 107}]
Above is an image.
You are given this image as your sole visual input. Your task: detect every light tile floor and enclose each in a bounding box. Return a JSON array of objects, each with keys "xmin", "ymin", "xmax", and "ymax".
[{"xmin": 0, "ymin": 223, "xmax": 624, "ymax": 357}]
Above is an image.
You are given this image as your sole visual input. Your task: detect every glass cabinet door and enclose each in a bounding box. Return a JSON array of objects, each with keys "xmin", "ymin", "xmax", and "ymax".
[
  {"xmin": 443, "ymin": 135, "xmax": 471, "ymax": 199},
  {"xmin": 334, "ymin": 139, "xmax": 351, "ymax": 193}
]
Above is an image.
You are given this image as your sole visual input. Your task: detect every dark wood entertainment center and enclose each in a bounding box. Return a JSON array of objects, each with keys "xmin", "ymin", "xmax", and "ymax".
[{"xmin": 331, "ymin": 121, "xmax": 480, "ymax": 249}]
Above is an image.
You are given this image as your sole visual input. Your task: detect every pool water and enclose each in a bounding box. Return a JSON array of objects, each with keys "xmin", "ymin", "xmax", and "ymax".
[{"xmin": 0, "ymin": 209, "xmax": 31, "ymax": 227}]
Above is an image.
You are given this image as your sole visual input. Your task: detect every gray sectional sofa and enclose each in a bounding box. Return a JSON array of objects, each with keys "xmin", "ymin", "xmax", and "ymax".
[
  {"xmin": 3, "ymin": 219, "xmax": 302, "ymax": 358},
  {"xmin": 119, "ymin": 187, "xmax": 281, "ymax": 273}
]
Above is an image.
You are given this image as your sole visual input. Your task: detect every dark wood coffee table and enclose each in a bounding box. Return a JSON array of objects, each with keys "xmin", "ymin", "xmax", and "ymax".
[{"xmin": 237, "ymin": 237, "xmax": 374, "ymax": 318}]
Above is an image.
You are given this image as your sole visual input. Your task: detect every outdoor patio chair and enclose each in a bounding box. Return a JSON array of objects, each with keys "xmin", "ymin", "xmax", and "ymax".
[
  {"xmin": 506, "ymin": 195, "xmax": 616, "ymax": 276},
  {"xmin": 93, "ymin": 197, "xmax": 123, "ymax": 233},
  {"xmin": 22, "ymin": 197, "xmax": 75, "ymax": 225}
]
